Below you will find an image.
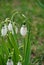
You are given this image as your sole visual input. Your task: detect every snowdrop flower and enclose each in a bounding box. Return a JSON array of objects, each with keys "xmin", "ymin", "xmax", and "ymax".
[
  {"xmin": 17, "ymin": 62, "xmax": 22, "ymax": 65},
  {"xmin": 12, "ymin": 30, "xmax": 14, "ymax": 35},
  {"xmin": 20, "ymin": 24, "xmax": 27, "ymax": 37},
  {"xmin": 7, "ymin": 57, "xmax": 13, "ymax": 65},
  {"xmin": 1, "ymin": 24, "xmax": 7, "ymax": 36},
  {"xmin": 8, "ymin": 22, "xmax": 14, "ymax": 34},
  {"xmin": 15, "ymin": 26, "xmax": 18, "ymax": 34},
  {"xmin": 13, "ymin": 22, "xmax": 18, "ymax": 34},
  {"xmin": 8, "ymin": 22, "xmax": 13, "ymax": 31}
]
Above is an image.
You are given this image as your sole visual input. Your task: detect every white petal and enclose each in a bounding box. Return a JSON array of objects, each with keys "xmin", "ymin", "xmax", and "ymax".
[
  {"xmin": 7, "ymin": 60, "xmax": 13, "ymax": 65},
  {"xmin": 17, "ymin": 62, "xmax": 22, "ymax": 65},
  {"xmin": 1, "ymin": 25, "xmax": 7, "ymax": 36},
  {"xmin": 20, "ymin": 25, "xmax": 27, "ymax": 36},
  {"xmin": 15, "ymin": 26, "xmax": 18, "ymax": 34},
  {"xmin": 8, "ymin": 23, "xmax": 13, "ymax": 31},
  {"xmin": 8, "ymin": 23, "xmax": 14, "ymax": 34},
  {"xmin": 12, "ymin": 29, "xmax": 14, "ymax": 35}
]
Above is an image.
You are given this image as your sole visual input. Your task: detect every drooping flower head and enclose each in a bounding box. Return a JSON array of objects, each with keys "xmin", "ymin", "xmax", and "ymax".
[
  {"xmin": 20, "ymin": 22, "xmax": 27, "ymax": 37},
  {"xmin": 17, "ymin": 62, "xmax": 22, "ymax": 65},
  {"xmin": 7, "ymin": 56, "xmax": 13, "ymax": 65},
  {"xmin": 1, "ymin": 24, "xmax": 7, "ymax": 36},
  {"xmin": 8, "ymin": 21, "xmax": 14, "ymax": 35}
]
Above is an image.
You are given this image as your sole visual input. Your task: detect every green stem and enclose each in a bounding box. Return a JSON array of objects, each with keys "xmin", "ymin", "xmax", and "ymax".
[
  {"xmin": 11, "ymin": 11, "xmax": 19, "ymax": 22},
  {"xmin": 23, "ymin": 24, "xmax": 31, "ymax": 65}
]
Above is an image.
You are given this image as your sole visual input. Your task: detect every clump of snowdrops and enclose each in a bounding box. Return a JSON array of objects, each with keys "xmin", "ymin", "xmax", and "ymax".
[{"xmin": 0, "ymin": 11, "xmax": 31, "ymax": 65}]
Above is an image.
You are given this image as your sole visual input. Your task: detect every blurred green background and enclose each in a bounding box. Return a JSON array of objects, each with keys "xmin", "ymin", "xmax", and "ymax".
[{"xmin": 0, "ymin": 0, "xmax": 44, "ymax": 20}]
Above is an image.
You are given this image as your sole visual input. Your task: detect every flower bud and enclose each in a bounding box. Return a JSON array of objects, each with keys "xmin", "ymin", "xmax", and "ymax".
[
  {"xmin": 8, "ymin": 22, "xmax": 13, "ymax": 31},
  {"xmin": 20, "ymin": 25, "xmax": 27, "ymax": 37},
  {"xmin": 1, "ymin": 24, "xmax": 7, "ymax": 36},
  {"xmin": 17, "ymin": 62, "xmax": 22, "ymax": 65},
  {"xmin": 15, "ymin": 26, "xmax": 18, "ymax": 34},
  {"xmin": 7, "ymin": 57, "xmax": 13, "ymax": 65},
  {"xmin": 8, "ymin": 22, "xmax": 14, "ymax": 34}
]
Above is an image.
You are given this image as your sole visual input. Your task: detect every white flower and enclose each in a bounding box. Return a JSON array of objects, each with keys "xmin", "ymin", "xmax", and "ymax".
[
  {"xmin": 20, "ymin": 25, "xmax": 27, "ymax": 37},
  {"xmin": 8, "ymin": 22, "xmax": 14, "ymax": 34},
  {"xmin": 15, "ymin": 26, "xmax": 18, "ymax": 34},
  {"xmin": 8, "ymin": 22, "xmax": 13, "ymax": 31},
  {"xmin": 7, "ymin": 59, "xmax": 13, "ymax": 65},
  {"xmin": 11, "ymin": 29, "xmax": 14, "ymax": 35},
  {"xmin": 1, "ymin": 25, "xmax": 7, "ymax": 36},
  {"xmin": 17, "ymin": 62, "xmax": 22, "ymax": 65}
]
